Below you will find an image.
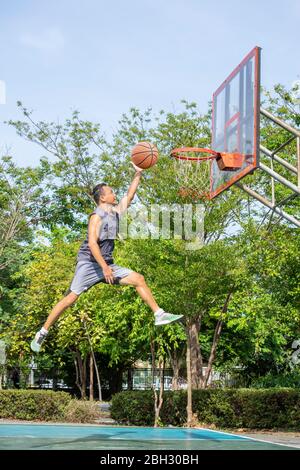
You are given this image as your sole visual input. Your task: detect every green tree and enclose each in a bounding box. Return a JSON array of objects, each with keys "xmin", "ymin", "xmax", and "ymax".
[
  {"xmin": 0, "ymin": 154, "xmax": 48, "ymax": 271},
  {"xmin": 4, "ymin": 87, "xmax": 300, "ymax": 427},
  {"xmin": 7, "ymin": 103, "xmax": 108, "ymax": 231},
  {"xmin": 228, "ymin": 224, "xmax": 300, "ymax": 379}
]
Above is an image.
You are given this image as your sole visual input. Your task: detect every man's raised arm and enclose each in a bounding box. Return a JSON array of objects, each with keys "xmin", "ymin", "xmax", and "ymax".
[{"xmin": 115, "ymin": 162, "xmax": 143, "ymax": 214}]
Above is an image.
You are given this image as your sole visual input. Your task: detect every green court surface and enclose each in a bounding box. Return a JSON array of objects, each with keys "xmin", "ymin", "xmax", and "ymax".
[{"xmin": 0, "ymin": 424, "xmax": 297, "ymax": 450}]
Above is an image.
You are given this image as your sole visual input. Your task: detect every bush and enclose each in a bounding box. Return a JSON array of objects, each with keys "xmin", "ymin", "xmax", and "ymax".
[
  {"xmin": 235, "ymin": 389, "xmax": 300, "ymax": 429},
  {"xmin": 63, "ymin": 399, "xmax": 100, "ymax": 423},
  {"xmin": 250, "ymin": 371, "xmax": 300, "ymax": 388},
  {"xmin": 111, "ymin": 391, "xmax": 154, "ymax": 425},
  {"xmin": 0, "ymin": 390, "xmax": 101, "ymax": 423},
  {"xmin": 0, "ymin": 389, "xmax": 71, "ymax": 421},
  {"xmin": 111, "ymin": 388, "xmax": 300, "ymax": 430}
]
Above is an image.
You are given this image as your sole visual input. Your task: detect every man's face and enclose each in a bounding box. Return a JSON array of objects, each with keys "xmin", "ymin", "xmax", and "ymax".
[{"xmin": 100, "ymin": 186, "xmax": 116, "ymax": 204}]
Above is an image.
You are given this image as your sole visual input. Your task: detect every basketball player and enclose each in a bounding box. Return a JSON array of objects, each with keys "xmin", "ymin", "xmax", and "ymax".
[{"xmin": 31, "ymin": 162, "xmax": 183, "ymax": 352}]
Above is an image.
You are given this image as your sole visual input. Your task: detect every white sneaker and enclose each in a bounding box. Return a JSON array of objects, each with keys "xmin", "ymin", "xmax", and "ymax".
[
  {"xmin": 30, "ymin": 331, "xmax": 48, "ymax": 352},
  {"xmin": 155, "ymin": 311, "xmax": 183, "ymax": 326}
]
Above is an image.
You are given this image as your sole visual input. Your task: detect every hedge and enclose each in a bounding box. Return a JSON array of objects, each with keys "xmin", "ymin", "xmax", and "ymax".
[
  {"xmin": 0, "ymin": 390, "xmax": 100, "ymax": 423},
  {"xmin": 111, "ymin": 388, "xmax": 300, "ymax": 429}
]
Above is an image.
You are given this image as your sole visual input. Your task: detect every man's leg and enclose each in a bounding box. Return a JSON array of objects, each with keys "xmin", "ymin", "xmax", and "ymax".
[
  {"xmin": 119, "ymin": 272, "xmax": 159, "ymax": 312},
  {"xmin": 31, "ymin": 260, "xmax": 105, "ymax": 352},
  {"xmin": 119, "ymin": 271, "xmax": 183, "ymax": 326},
  {"xmin": 31, "ymin": 292, "xmax": 79, "ymax": 352},
  {"xmin": 44, "ymin": 292, "xmax": 79, "ymax": 330}
]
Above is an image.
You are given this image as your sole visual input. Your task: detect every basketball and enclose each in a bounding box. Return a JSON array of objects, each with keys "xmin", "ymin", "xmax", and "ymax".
[{"xmin": 131, "ymin": 141, "xmax": 158, "ymax": 169}]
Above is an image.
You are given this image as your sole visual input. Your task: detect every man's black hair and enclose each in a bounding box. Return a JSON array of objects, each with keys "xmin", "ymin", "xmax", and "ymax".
[{"xmin": 92, "ymin": 183, "xmax": 107, "ymax": 204}]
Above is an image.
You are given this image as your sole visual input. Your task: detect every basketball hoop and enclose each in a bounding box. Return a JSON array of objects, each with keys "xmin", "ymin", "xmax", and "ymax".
[{"xmin": 171, "ymin": 147, "xmax": 244, "ymax": 200}]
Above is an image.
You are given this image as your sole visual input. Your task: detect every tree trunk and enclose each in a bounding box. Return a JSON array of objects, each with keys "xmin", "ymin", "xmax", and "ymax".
[
  {"xmin": 127, "ymin": 368, "xmax": 133, "ymax": 391},
  {"xmin": 74, "ymin": 351, "xmax": 87, "ymax": 399},
  {"xmin": 203, "ymin": 291, "xmax": 233, "ymax": 387},
  {"xmin": 88, "ymin": 349, "xmax": 102, "ymax": 401},
  {"xmin": 52, "ymin": 368, "xmax": 58, "ymax": 391},
  {"xmin": 156, "ymin": 359, "xmax": 164, "ymax": 427},
  {"xmin": 89, "ymin": 354, "xmax": 94, "ymax": 401},
  {"xmin": 170, "ymin": 352, "xmax": 180, "ymax": 391},
  {"xmin": 74, "ymin": 356, "xmax": 79, "ymax": 392},
  {"xmin": 186, "ymin": 324, "xmax": 193, "ymax": 427},
  {"xmin": 84, "ymin": 320, "xmax": 102, "ymax": 401},
  {"xmin": 109, "ymin": 367, "xmax": 124, "ymax": 395},
  {"xmin": 189, "ymin": 316, "xmax": 204, "ymax": 389},
  {"xmin": 167, "ymin": 345, "xmax": 186, "ymax": 391},
  {"xmin": 151, "ymin": 340, "xmax": 164, "ymax": 428},
  {"xmin": 82, "ymin": 356, "xmax": 87, "ymax": 399}
]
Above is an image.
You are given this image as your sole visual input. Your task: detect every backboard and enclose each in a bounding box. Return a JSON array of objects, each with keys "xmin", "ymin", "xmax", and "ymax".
[{"xmin": 210, "ymin": 46, "xmax": 261, "ymax": 199}]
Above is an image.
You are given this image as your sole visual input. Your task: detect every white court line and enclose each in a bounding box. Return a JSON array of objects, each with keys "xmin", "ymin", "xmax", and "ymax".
[{"xmin": 195, "ymin": 426, "xmax": 299, "ymax": 449}]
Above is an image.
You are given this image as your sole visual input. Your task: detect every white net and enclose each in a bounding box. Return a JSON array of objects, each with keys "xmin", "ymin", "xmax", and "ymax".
[{"xmin": 173, "ymin": 151, "xmax": 213, "ymax": 200}]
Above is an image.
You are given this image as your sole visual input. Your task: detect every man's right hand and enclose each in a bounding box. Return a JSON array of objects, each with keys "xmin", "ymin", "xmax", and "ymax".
[{"xmin": 103, "ymin": 264, "xmax": 114, "ymax": 284}]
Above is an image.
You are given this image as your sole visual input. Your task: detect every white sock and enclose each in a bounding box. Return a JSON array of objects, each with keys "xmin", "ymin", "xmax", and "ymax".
[
  {"xmin": 40, "ymin": 327, "xmax": 48, "ymax": 335},
  {"xmin": 154, "ymin": 308, "xmax": 164, "ymax": 316}
]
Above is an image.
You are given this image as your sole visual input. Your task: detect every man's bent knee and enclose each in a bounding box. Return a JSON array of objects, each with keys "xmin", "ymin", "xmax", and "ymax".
[
  {"xmin": 120, "ymin": 272, "xmax": 146, "ymax": 287},
  {"xmin": 65, "ymin": 292, "xmax": 79, "ymax": 305},
  {"xmin": 135, "ymin": 273, "xmax": 146, "ymax": 286}
]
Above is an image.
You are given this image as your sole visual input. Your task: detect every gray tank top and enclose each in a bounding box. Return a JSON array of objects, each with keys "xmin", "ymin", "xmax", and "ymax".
[{"xmin": 77, "ymin": 207, "xmax": 119, "ymax": 264}]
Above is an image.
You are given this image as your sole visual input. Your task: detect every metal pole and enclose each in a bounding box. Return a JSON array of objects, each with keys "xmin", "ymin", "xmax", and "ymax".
[
  {"xmin": 270, "ymin": 156, "xmax": 275, "ymax": 206},
  {"xmin": 260, "ymin": 108, "xmax": 300, "ymax": 138},
  {"xmin": 259, "ymin": 162, "xmax": 300, "ymax": 195},
  {"xmin": 235, "ymin": 183, "xmax": 300, "ymax": 227},
  {"xmin": 297, "ymin": 137, "xmax": 300, "ymax": 189},
  {"xmin": 272, "ymin": 135, "xmax": 296, "ymax": 155},
  {"xmin": 260, "ymin": 145, "xmax": 297, "ymax": 174}
]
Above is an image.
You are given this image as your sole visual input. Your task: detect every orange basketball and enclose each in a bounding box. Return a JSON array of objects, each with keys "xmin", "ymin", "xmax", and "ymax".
[{"xmin": 131, "ymin": 141, "xmax": 158, "ymax": 169}]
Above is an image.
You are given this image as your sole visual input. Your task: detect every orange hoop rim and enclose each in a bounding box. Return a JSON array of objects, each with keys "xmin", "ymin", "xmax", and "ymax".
[{"xmin": 171, "ymin": 147, "xmax": 220, "ymax": 161}]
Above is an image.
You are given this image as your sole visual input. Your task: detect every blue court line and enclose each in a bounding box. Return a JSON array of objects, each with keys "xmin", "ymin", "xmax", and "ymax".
[{"xmin": 0, "ymin": 424, "xmax": 249, "ymax": 441}]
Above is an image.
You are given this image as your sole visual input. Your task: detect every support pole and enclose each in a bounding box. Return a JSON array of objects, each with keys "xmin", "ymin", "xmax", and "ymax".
[
  {"xmin": 235, "ymin": 183, "xmax": 300, "ymax": 228},
  {"xmin": 297, "ymin": 137, "xmax": 300, "ymax": 189},
  {"xmin": 259, "ymin": 162, "xmax": 300, "ymax": 195},
  {"xmin": 260, "ymin": 145, "xmax": 298, "ymax": 175},
  {"xmin": 260, "ymin": 108, "xmax": 300, "ymax": 137}
]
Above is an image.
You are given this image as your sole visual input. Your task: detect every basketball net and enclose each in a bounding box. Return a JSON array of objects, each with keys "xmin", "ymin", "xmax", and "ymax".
[{"xmin": 171, "ymin": 148, "xmax": 218, "ymax": 200}]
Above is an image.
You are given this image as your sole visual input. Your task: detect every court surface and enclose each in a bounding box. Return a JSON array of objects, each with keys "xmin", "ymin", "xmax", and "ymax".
[{"xmin": 0, "ymin": 424, "xmax": 297, "ymax": 450}]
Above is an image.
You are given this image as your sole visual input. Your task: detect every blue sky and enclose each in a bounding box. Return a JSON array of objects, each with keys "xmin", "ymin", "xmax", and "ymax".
[{"xmin": 1, "ymin": 0, "xmax": 300, "ymax": 166}]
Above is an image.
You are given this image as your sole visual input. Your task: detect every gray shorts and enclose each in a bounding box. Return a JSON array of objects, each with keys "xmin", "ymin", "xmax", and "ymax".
[{"xmin": 68, "ymin": 261, "xmax": 133, "ymax": 296}]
